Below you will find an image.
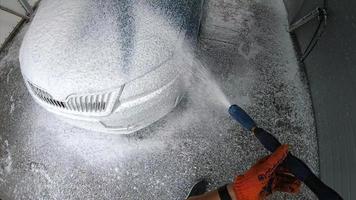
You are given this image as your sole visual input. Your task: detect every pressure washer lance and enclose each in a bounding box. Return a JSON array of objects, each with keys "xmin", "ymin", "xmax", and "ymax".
[{"xmin": 228, "ymin": 104, "xmax": 342, "ymax": 200}]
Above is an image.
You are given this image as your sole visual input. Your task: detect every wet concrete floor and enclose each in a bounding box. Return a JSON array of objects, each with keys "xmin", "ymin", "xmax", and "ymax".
[{"xmin": 0, "ymin": 0, "xmax": 318, "ymax": 199}]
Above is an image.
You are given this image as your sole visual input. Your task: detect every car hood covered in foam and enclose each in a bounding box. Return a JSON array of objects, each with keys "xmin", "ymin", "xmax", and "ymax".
[{"xmin": 20, "ymin": 0, "xmax": 202, "ymax": 99}]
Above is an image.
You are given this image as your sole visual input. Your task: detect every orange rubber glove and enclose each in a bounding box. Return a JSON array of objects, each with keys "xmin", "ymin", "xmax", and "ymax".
[
  {"xmin": 270, "ymin": 165, "xmax": 301, "ymax": 194},
  {"xmin": 233, "ymin": 145, "xmax": 301, "ymax": 200}
]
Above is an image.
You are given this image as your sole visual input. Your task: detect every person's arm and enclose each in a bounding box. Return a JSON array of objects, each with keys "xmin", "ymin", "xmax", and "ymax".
[{"xmin": 188, "ymin": 184, "xmax": 236, "ymax": 200}]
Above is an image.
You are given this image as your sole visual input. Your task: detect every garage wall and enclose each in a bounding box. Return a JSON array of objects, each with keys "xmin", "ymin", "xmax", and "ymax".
[
  {"xmin": 292, "ymin": 0, "xmax": 356, "ymax": 199},
  {"xmin": 0, "ymin": 0, "xmax": 38, "ymax": 49},
  {"xmin": 283, "ymin": 0, "xmax": 305, "ymax": 23}
]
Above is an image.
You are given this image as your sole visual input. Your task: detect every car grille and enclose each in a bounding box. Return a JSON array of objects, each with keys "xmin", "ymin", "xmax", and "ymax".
[
  {"xmin": 28, "ymin": 82, "xmax": 111, "ymax": 113},
  {"xmin": 66, "ymin": 93, "xmax": 110, "ymax": 112}
]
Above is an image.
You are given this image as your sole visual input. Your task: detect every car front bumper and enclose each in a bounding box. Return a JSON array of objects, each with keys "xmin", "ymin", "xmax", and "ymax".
[{"xmin": 26, "ymin": 73, "xmax": 185, "ymax": 134}]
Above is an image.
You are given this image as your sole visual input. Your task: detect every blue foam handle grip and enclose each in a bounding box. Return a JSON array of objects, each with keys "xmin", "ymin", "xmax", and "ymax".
[{"xmin": 228, "ymin": 105, "xmax": 257, "ymax": 131}]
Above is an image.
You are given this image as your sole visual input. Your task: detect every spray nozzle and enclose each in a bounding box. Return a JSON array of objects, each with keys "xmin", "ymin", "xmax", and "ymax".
[{"xmin": 228, "ymin": 104, "xmax": 257, "ymax": 131}]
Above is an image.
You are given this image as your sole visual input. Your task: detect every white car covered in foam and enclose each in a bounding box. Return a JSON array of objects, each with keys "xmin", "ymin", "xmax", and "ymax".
[{"xmin": 19, "ymin": 0, "xmax": 204, "ymax": 133}]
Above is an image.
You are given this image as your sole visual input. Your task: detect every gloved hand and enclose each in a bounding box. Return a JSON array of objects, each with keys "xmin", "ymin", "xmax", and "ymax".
[
  {"xmin": 268, "ymin": 165, "xmax": 301, "ymax": 194},
  {"xmin": 233, "ymin": 145, "xmax": 301, "ymax": 200}
]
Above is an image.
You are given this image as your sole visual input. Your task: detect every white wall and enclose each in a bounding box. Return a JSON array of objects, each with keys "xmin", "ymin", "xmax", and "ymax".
[{"xmin": 0, "ymin": 0, "xmax": 38, "ymax": 49}]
